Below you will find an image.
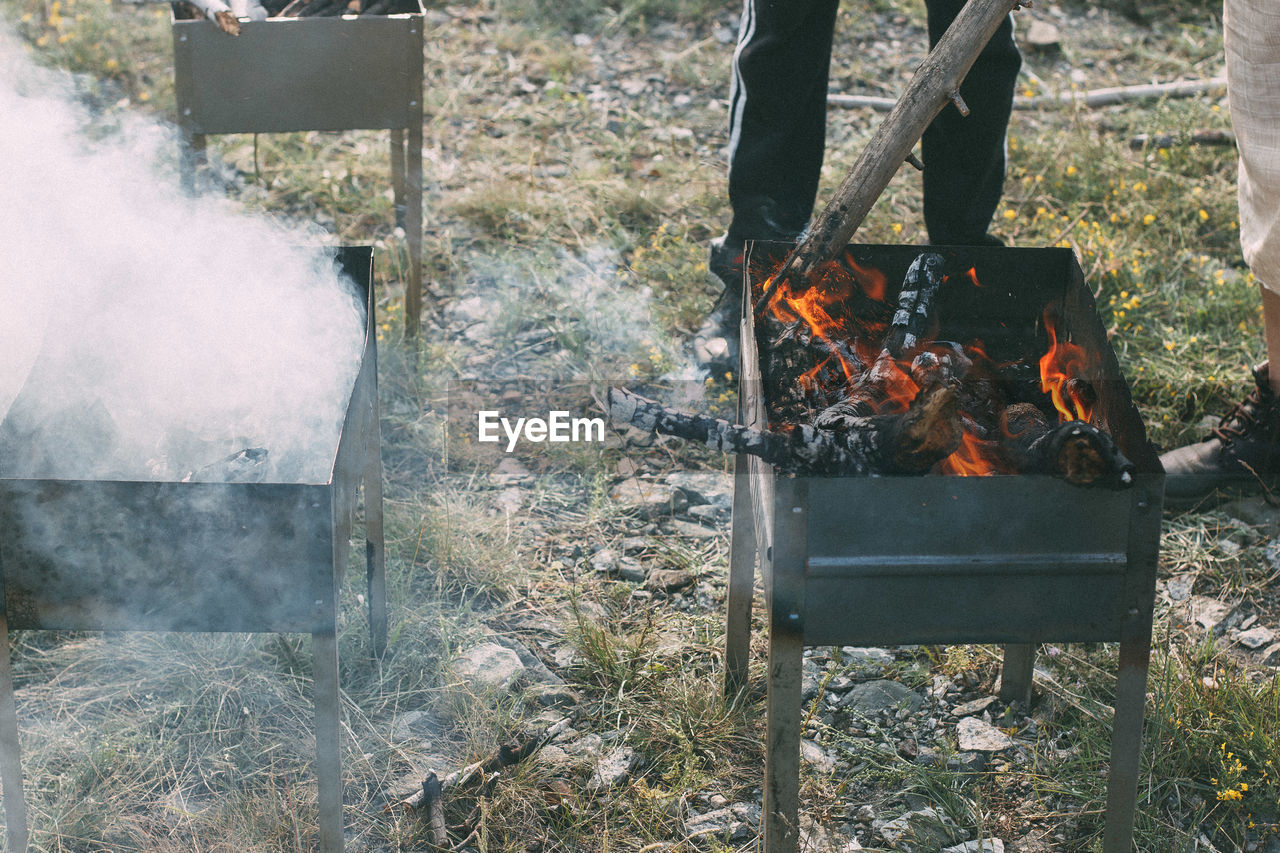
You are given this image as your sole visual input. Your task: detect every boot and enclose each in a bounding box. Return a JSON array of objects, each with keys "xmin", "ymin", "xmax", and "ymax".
[
  {"xmin": 1160, "ymin": 362, "xmax": 1280, "ymax": 508},
  {"xmin": 692, "ymin": 236, "xmax": 745, "ymax": 377}
]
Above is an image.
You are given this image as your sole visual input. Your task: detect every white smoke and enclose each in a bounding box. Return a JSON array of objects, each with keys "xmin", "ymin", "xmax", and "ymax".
[{"xmin": 0, "ymin": 30, "xmax": 366, "ymax": 484}]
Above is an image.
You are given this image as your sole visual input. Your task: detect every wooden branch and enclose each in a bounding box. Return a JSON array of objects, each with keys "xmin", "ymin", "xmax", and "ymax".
[
  {"xmin": 1128, "ymin": 129, "xmax": 1235, "ymax": 150},
  {"xmin": 389, "ymin": 717, "xmax": 573, "ymax": 814},
  {"xmin": 608, "ymin": 385, "xmax": 961, "ymax": 476},
  {"xmin": 828, "ymin": 76, "xmax": 1228, "ymax": 113},
  {"xmin": 756, "ymin": 0, "xmax": 1024, "ymax": 316},
  {"xmin": 422, "ymin": 773, "xmax": 446, "ymax": 848}
]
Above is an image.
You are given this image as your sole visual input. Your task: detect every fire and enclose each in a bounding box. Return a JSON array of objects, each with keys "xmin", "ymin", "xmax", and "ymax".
[
  {"xmin": 844, "ymin": 254, "xmax": 888, "ymax": 302},
  {"xmin": 937, "ymin": 430, "xmax": 1009, "ymax": 476},
  {"xmin": 760, "ymin": 259, "xmax": 1097, "ymax": 477},
  {"xmin": 1039, "ymin": 307, "xmax": 1094, "ymax": 422}
]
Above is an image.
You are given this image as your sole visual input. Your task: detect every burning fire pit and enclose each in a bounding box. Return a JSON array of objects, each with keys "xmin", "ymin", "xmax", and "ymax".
[
  {"xmin": 170, "ymin": 1, "xmax": 425, "ymax": 336},
  {"xmin": 725, "ymin": 242, "xmax": 1163, "ymax": 853},
  {"xmin": 0, "ymin": 247, "xmax": 385, "ymax": 853}
]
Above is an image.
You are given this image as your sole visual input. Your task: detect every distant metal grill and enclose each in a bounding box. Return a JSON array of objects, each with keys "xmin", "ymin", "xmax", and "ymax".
[{"xmin": 171, "ymin": 5, "xmax": 426, "ymax": 336}]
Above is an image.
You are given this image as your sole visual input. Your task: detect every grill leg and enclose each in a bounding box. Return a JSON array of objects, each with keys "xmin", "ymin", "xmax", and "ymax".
[
  {"xmin": 1101, "ymin": 633, "xmax": 1151, "ymax": 853},
  {"xmin": 998, "ymin": 643, "xmax": 1036, "ymax": 707},
  {"xmin": 404, "ymin": 120, "xmax": 424, "ymax": 342},
  {"xmin": 763, "ymin": 623, "xmax": 802, "ymax": 853},
  {"xmin": 723, "ymin": 453, "xmax": 755, "ymax": 699},
  {"xmin": 0, "ymin": 617, "xmax": 28, "ymax": 853},
  {"xmin": 313, "ymin": 630, "xmax": 343, "ymax": 853},
  {"xmin": 365, "ymin": 400, "xmax": 388, "ymax": 658},
  {"xmin": 179, "ymin": 131, "xmax": 206, "ymax": 195},
  {"xmin": 390, "ymin": 129, "xmax": 407, "ymax": 230}
]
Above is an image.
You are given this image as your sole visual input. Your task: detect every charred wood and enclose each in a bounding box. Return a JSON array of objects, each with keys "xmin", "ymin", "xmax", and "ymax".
[
  {"xmin": 608, "ymin": 385, "xmax": 961, "ymax": 476},
  {"xmin": 884, "ymin": 252, "xmax": 946, "ymax": 358},
  {"xmin": 998, "ymin": 403, "xmax": 1134, "ymax": 487},
  {"xmin": 421, "ymin": 773, "xmax": 446, "ymax": 848},
  {"xmin": 391, "ymin": 717, "xmax": 574, "ymax": 814}
]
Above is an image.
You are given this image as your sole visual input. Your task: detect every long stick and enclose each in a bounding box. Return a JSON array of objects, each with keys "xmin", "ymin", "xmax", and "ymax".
[
  {"xmin": 827, "ymin": 75, "xmax": 1228, "ymax": 112},
  {"xmin": 756, "ymin": 0, "xmax": 1026, "ymax": 316}
]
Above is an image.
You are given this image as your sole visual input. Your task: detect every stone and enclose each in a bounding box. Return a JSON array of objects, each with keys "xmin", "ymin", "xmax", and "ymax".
[
  {"xmin": 617, "ymin": 556, "xmax": 647, "ymax": 583},
  {"xmin": 1160, "ymin": 574, "xmax": 1196, "ymax": 603},
  {"xmin": 876, "ymin": 806, "xmax": 968, "ymax": 851},
  {"xmin": 589, "ymin": 548, "xmax": 619, "ymax": 574},
  {"xmin": 663, "ymin": 469, "xmax": 732, "ymax": 508},
  {"xmin": 685, "ymin": 803, "xmax": 760, "ymax": 846},
  {"xmin": 452, "ymin": 643, "xmax": 526, "ymax": 692},
  {"xmin": 666, "ymin": 518, "xmax": 721, "ymax": 539},
  {"xmin": 844, "ymin": 680, "xmax": 925, "ymax": 717},
  {"xmin": 801, "ymin": 739, "xmax": 838, "ymax": 775},
  {"xmin": 948, "ymin": 752, "xmax": 988, "ymax": 772},
  {"xmin": 1024, "ymin": 19, "xmax": 1061, "ymax": 48},
  {"xmin": 588, "ymin": 744, "xmax": 637, "ymax": 791},
  {"xmin": 1188, "ymin": 596, "xmax": 1242, "ymax": 637},
  {"xmin": 645, "ymin": 568, "xmax": 696, "ymax": 593},
  {"xmin": 1261, "ymin": 641, "xmax": 1280, "ymax": 666},
  {"xmin": 610, "ymin": 478, "xmax": 688, "ymax": 519},
  {"xmin": 493, "ymin": 487, "xmax": 523, "ymax": 514},
  {"xmin": 390, "ymin": 709, "xmax": 433, "ymax": 743},
  {"xmin": 1236, "ymin": 625, "xmax": 1276, "ymax": 650},
  {"xmin": 840, "ymin": 647, "xmax": 895, "ymax": 668},
  {"xmin": 943, "ymin": 840, "xmax": 1005, "ymax": 853},
  {"xmin": 952, "ymin": 696, "xmax": 998, "ymax": 718},
  {"xmin": 489, "ymin": 456, "xmax": 533, "ymax": 485},
  {"xmin": 957, "ymin": 717, "xmax": 1015, "ymax": 752},
  {"xmin": 686, "ymin": 503, "xmax": 730, "ymax": 525}
]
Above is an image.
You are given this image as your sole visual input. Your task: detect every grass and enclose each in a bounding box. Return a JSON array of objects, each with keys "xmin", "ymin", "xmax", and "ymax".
[{"xmin": 2, "ymin": 0, "xmax": 1279, "ymax": 850}]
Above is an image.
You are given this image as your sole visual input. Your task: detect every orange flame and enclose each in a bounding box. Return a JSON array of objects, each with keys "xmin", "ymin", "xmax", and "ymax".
[
  {"xmin": 1039, "ymin": 308, "xmax": 1094, "ymax": 422},
  {"xmin": 845, "ymin": 255, "xmax": 888, "ymax": 302},
  {"xmin": 938, "ymin": 430, "xmax": 1006, "ymax": 476}
]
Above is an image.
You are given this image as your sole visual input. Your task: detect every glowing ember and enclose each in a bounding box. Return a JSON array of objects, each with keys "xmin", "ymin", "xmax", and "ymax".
[{"xmin": 761, "ymin": 255, "xmax": 1102, "ymax": 477}]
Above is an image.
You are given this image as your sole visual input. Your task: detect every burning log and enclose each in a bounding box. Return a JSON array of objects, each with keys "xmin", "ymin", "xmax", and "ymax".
[
  {"xmin": 608, "ymin": 386, "xmax": 962, "ymax": 476},
  {"xmin": 884, "ymin": 252, "xmax": 946, "ymax": 358},
  {"xmin": 998, "ymin": 403, "xmax": 1135, "ymax": 487}
]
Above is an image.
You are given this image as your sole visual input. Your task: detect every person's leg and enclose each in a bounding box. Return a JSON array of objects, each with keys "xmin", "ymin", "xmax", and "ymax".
[
  {"xmin": 726, "ymin": 0, "xmax": 840, "ymax": 251},
  {"xmin": 920, "ymin": 0, "xmax": 1020, "ymax": 245},
  {"xmin": 697, "ymin": 0, "xmax": 839, "ymax": 371},
  {"xmin": 1160, "ymin": 0, "xmax": 1280, "ymax": 505}
]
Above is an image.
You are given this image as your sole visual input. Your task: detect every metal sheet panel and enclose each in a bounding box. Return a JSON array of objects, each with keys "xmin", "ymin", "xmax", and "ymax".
[
  {"xmin": 0, "ymin": 479, "xmax": 334, "ymax": 632},
  {"xmin": 172, "ymin": 12, "xmax": 424, "ymax": 134}
]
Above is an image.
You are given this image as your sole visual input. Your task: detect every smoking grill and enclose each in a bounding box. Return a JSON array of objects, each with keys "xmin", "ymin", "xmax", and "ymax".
[
  {"xmin": 725, "ymin": 242, "xmax": 1164, "ymax": 853},
  {"xmin": 0, "ymin": 246, "xmax": 385, "ymax": 853}
]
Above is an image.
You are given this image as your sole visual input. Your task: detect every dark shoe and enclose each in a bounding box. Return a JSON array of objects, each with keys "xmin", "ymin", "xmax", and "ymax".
[
  {"xmin": 1160, "ymin": 362, "xmax": 1280, "ymax": 509},
  {"xmin": 693, "ymin": 236, "xmax": 745, "ymax": 376}
]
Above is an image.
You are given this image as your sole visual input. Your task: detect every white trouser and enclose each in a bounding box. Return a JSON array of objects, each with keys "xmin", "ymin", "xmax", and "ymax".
[{"xmin": 1226, "ymin": 0, "xmax": 1280, "ymax": 292}]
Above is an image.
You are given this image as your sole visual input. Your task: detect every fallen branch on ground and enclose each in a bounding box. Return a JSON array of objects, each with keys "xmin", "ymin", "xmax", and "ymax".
[{"xmin": 828, "ymin": 76, "xmax": 1227, "ymax": 112}]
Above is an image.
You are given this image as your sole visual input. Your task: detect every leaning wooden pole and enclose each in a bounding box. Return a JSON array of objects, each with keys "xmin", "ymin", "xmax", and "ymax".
[{"xmin": 757, "ymin": 0, "xmax": 1027, "ymax": 315}]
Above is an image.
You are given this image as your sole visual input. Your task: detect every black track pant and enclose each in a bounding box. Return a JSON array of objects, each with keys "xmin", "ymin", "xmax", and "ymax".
[{"xmin": 725, "ymin": 0, "xmax": 1021, "ymax": 247}]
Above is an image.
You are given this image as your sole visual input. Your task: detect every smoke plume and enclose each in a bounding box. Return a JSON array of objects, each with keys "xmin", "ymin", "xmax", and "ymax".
[{"xmin": 0, "ymin": 29, "xmax": 366, "ymax": 484}]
